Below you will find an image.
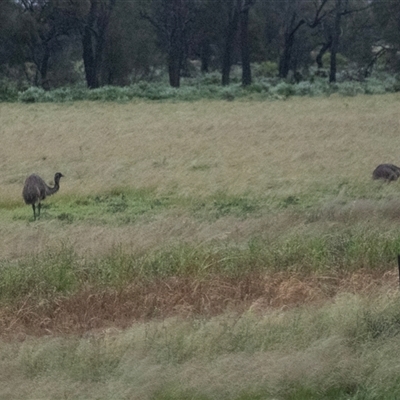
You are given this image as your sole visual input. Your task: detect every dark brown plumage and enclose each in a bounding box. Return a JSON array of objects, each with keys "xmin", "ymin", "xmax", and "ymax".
[
  {"xmin": 22, "ymin": 172, "xmax": 64, "ymax": 220},
  {"xmin": 372, "ymin": 164, "xmax": 400, "ymax": 182}
]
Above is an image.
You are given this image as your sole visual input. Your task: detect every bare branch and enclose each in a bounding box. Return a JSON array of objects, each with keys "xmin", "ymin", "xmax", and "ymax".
[
  {"xmin": 307, "ymin": 0, "xmax": 331, "ymax": 28},
  {"xmin": 140, "ymin": 11, "xmax": 169, "ymax": 36}
]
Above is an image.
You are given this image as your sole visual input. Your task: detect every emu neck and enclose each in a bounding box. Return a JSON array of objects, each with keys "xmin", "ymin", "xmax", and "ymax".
[{"xmin": 45, "ymin": 182, "xmax": 60, "ymax": 196}]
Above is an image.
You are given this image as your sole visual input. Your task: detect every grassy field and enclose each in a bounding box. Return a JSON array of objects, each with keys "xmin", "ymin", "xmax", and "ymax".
[{"xmin": 1, "ymin": 94, "xmax": 400, "ymax": 398}]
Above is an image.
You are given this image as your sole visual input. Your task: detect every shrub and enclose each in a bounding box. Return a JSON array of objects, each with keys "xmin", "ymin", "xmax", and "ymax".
[
  {"xmin": 337, "ymin": 81, "xmax": 365, "ymax": 97},
  {"xmin": 311, "ymin": 78, "xmax": 333, "ymax": 96},
  {"xmin": 198, "ymin": 71, "xmax": 221, "ymax": 85},
  {"xmin": 273, "ymin": 81, "xmax": 296, "ymax": 98},
  {"xmin": 252, "ymin": 61, "xmax": 279, "ymax": 78},
  {"xmin": 220, "ymin": 85, "xmax": 241, "ymax": 101},
  {"xmin": 322, "ymin": 53, "xmax": 349, "ymax": 69},
  {"xmin": 18, "ymin": 86, "xmax": 46, "ymax": 103},
  {"xmin": 294, "ymin": 81, "xmax": 313, "ymax": 96},
  {"xmin": 86, "ymin": 86, "xmax": 130, "ymax": 102},
  {"xmin": 0, "ymin": 79, "xmax": 19, "ymax": 102},
  {"xmin": 13, "ymin": 67, "xmax": 400, "ymax": 104},
  {"xmin": 364, "ymin": 78, "xmax": 387, "ymax": 95},
  {"xmin": 246, "ymin": 78, "xmax": 272, "ymax": 94}
]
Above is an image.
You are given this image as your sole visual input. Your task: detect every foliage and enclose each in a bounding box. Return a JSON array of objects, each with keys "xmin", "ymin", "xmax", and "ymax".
[
  {"xmin": 18, "ymin": 86, "xmax": 47, "ymax": 103},
  {"xmin": 0, "ymin": 78, "xmax": 19, "ymax": 102},
  {"xmin": 0, "ymin": 0, "xmax": 393, "ymax": 91},
  {"xmin": 13, "ymin": 69, "xmax": 400, "ymax": 103},
  {"xmin": 322, "ymin": 52, "xmax": 349, "ymax": 69},
  {"xmin": 252, "ymin": 61, "xmax": 279, "ymax": 78},
  {"xmin": 1, "ymin": 222, "xmax": 400, "ymax": 304}
]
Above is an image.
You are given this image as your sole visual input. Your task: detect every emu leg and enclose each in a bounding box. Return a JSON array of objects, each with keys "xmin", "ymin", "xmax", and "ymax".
[
  {"xmin": 32, "ymin": 204, "xmax": 36, "ymax": 220},
  {"xmin": 38, "ymin": 202, "xmax": 41, "ymax": 219}
]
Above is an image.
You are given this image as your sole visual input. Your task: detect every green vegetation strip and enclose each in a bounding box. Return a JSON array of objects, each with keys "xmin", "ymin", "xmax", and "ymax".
[
  {"xmin": 2, "ymin": 71, "xmax": 400, "ymax": 103},
  {"xmin": 0, "ymin": 224, "xmax": 399, "ymax": 305},
  {"xmin": 3, "ymin": 182, "xmax": 400, "ymax": 304},
  {"xmin": 8, "ymin": 179, "xmax": 400, "ymax": 224}
]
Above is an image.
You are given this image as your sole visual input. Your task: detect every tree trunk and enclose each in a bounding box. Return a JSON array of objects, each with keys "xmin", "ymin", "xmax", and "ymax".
[
  {"xmin": 168, "ymin": 20, "xmax": 183, "ymax": 87},
  {"xmin": 82, "ymin": 0, "xmax": 99, "ymax": 89},
  {"xmin": 316, "ymin": 38, "xmax": 332, "ymax": 69},
  {"xmin": 329, "ymin": 0, "xmax": 342, "ymax": 83},
  {"xmin": 168, "ymin": 50, "xmax": 181, "ymax": 87},
  {"xmin": 200, "ymin": 38, "xmax": 211, "ymax": 73},
  {"xmin": 222, "ymin": 3, "xmax": 239, "ymax": 86},
  {"xmin": 40, "ymin": 44, "xmax": 50, "ymax": 90},
  {"xmin": 82, "ymin": 25, "xmax": 99, "ymax": 88},
  {"xmin": 82, "ymin": 0, "xmax": 116, "ymax": 89},
  {"xmin": 240, "ymin": 4, "xmax": 251, "ymax": 86},
  {"xmin": 278, "ymin": 15, "xmax": 304, "ymax": 79},
  {"xmin": 278, "ymin": 35, "xmax": 293, "ymax": 78}
]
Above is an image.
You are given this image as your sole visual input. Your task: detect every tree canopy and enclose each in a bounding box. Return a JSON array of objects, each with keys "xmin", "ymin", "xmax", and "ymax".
[{"xmin": 0, "ymin": 0, "xmax": 398, "ymax": 89}]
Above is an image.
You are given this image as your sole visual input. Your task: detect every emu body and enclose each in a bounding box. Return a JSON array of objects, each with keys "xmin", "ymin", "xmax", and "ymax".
[
  {"xmin": 372, "ymin": 164, "xmax": 400, "ymax": 182},
  {"xmin": 22, "ymin": 172, "xmax": 64, "ymax": 220}
]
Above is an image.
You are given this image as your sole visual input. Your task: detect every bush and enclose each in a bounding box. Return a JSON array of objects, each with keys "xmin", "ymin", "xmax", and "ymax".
[
  {"xmin": 364, "ymin": 78, "xmax": 387, "ymax": 95},
  {"xmin": 13, "ymin": 66, "xmax": 400, "ymax": 104},
  {"xmin": 294, "ymin": 81, "xmax": 313, "ymax": 96},
  {"xmin": 337, "ymin": 81, "xmax": 365, "ymax": 97},
  {"xmin": 246, "ymin": 78, "xmax": 272, "ymax": 94},
  {"xmin": 198, "ymin": 71, "xmax": 221, "ymax": 85},
  {"xmin": 87, "ymin": 86, "xmax": 131, "ymax": 102},
  {"xmin": 273, "ymin": 81, "xmax": 296, "ymax": 98},
  {"xmin": 18, "ymin": 86, "xmax": 46, "ymax": 103},
  {"xmin": 0, "ymin": 79, "xmax": 19, "ymax": 102},
  {"xmin": 252, "ymin": 61, "xmax": 279, "ymax": 78},
  {"xmin": 322, "ymin": 53, "xmax": 349, "ymax": 69}
]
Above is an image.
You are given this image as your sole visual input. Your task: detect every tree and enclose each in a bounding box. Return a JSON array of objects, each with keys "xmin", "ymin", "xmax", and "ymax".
[
  {"xmin": 0, "ymin": 0, "xmax": 23, "ymax": 72},
  {"xmin": 192, "ymin": 0, "xmax": 225, "ymax": 74},
  {"xmin": 79, "ymin": 0, "xmax": 117, "ymax": 88},
  {"xmin": 329, "ymin": 0, "xmax": 344, "ymax": 82},
  {"xmin": 372, "ymin": 0, "xmax": 400, "ymax": 72},
  {"xmin": 221, "ymin": 0, "xmax": 256, "ymax": 86},
  {"xmin": 221, "ymin": 0, "xmax": 240, "ymax": 85},
  {"xmin": 272, "ymin": 0, "xmax": 329, "ymax": 79},
  {"xmin": 141, "ymin": 0, "xmax": 196, "ymax": 88},
  {"xmin": 13, "ymin": 0, "xmax": 76, "ymax": 89},
  {"xmin": 328, "ymin": 0, "xmax": 370, "ymax": 82},
  {"xmin": 101, "ymin": 0, "xmax": 161, "ymax": 85},
  {"xmin": 239, "ymin": 0, "xmax": 256, "ymax": 86}
]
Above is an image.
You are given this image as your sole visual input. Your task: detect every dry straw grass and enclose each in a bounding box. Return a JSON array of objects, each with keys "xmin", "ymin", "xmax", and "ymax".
[
  {"xmin": 1, "ymin": 94, "xmax": 400, "ymax": 260},
  {"xmin": 3, "ymin": 96, "xmax": 400, "ymax": 399},
  {"xmin": 1, "ymin": 95, "xmax": 400, "ymax": 338},
  {"xmin": 2, "ymin": 288, "xmax": 400, "ymax": 399},
  {"xmin": 0, "ymin": 94, "xmax": 399, "ymax": 200},
  {"xmin": 0, "ymin": 269, "xmax": 397, "ymax": 337}
]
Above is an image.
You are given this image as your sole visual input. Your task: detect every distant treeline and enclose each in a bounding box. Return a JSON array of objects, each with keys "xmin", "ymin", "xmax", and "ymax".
[{"xmin": 1, "ymin": 0, "xmax": 400, "ymax": 91}]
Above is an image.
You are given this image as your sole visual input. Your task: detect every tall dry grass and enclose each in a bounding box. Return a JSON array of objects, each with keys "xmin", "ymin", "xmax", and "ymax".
[
  {"xmin": 1, "ymin": 94, "xmax": 399, "ymax": 199},
  {"xmin": 1, "ymin": 290, "xmax": 400, "ymax": 399},
  {"xmin": 1, "ymin": 95, "xmax": 400, "ymax": 398},
  {"xmin": 1, "ymin": 94, "xmax": 400, "ymax": 260}
]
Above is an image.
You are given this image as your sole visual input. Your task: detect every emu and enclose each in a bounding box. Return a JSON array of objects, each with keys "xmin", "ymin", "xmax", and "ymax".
[
  {"xmin": 372, "ymin": 164, "xmax": 400, "ymax": 182},
  {"xmin": 22, "ymin": 172, "xmax": 64, "ymax": 220}
]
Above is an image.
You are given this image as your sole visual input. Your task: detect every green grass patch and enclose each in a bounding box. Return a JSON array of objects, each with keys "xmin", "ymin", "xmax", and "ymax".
[
  {"xmin": 13, "ymin": 190, "xmax": 268, "ymax": 224},
  {"xmin": 190, "ymin": 192, "xmax": 263, "ymax": 220},
  {"xmin": 12, "ymin": 187, "xmax": 174, "ymax": 224},
  {"xmin": 1, "ymin": 223, "xmax": 400, "ymax": 304},
  {"xmin": 3, "ymin": 176, "xmax": 400, "ymax": 306}
]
